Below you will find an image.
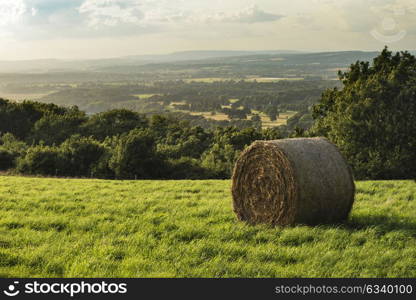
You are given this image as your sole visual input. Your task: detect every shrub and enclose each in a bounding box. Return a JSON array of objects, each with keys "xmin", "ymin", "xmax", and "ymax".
[
  {"xmin": 16, "ymin": 146, "xmax": 64, "ymax": 176},
  {"xmin": 109, "ymin": 129, "xmax": 165, "ymax": 179},
  {"xmin": 30, "ymin": 113, "xmax": 86, "ymax": 145},
  {"xmin": 82, "ymin": 109, "xmax": 148, "ymax": 141},
  {"xmin": 0, "ymin": 133, "xmax": 28, "ymax": 154},
  {"xmin": 167, "ymin": 157, "xmax": 211, "ymax": 179},
  {"xmin": 0, "ymin": 133, "xmax": 28, "ymax": 170},
  {"xmin": 0, "ymin": 149, "xmax": 16, "ymax": 170},
  {"xmin": 201, "ymin": 144, "xmax": 239, "ymax": 179},
  {"xmin": 59, "ymin": 136, "xmax": 108, "ymax": 177}
]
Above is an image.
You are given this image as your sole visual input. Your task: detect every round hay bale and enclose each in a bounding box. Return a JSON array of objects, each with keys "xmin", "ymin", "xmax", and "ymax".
[{"xmin": 232, "ymin": 137, "xmax": 355, "ymax": 226}]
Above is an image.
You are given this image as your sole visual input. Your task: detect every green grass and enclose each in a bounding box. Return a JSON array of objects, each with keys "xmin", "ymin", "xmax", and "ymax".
[{"xmin": 0, "ymin": 176, "xmax": 415, "ymax": 278}]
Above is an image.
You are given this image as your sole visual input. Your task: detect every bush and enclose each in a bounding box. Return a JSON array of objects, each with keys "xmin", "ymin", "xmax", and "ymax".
[
  {"xmin": 109, "ymin": 129, "xmax": 165, "ymax": 179},
  {"xmin": 59, "ymin": 136, "xmax": 109, "ymax": 177},
  {"xmin": 201, "ymin": 144, "xmax": 239, "ymax": 179},
  {"xmin": 166, "ymin": 157, "xmax": 211, "ymax": 179},
  {"xmin": 17, "ymin": 146, "xmax": 64, "ymax": 176},
  {"xmin": 0, "ymin": 133, "xmax": 28, "ymax": 155},
  {"xmin": 30, "ymin": 113, "xmax": 86, "ymax": 145},
  {"xmin": 0, "ymin": 149, "xmax": 16, "ymax": 170},
  {"xmin": 0, "ymin": 133, "xmax": 27, "ymax": 170},
  {"xmin": 82, "ymin": 109, "xmax": 148, "ymax": 141}
]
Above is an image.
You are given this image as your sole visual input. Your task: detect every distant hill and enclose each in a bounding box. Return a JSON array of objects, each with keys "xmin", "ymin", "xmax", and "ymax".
[
  {"xmin": 0, "ymin": 50, "xmax": 400, "ymax": 73},
  {"xmin": 125, "ymin": 50, "xmax": 303, "ymax": 62},
  {"xmin": 95, "ymin": 50, "xmax": 382, "ymax": 76},
  {"xmin": 0, "ymin": 49, "xmax": 414, "ymax": 75},
  {"xmin": 0, "ymin": 50, "xmax": 302, "ymax": 73},
  {"xmin": 181, "ymin": 51, "xmax": 381, "ymax": 65}
]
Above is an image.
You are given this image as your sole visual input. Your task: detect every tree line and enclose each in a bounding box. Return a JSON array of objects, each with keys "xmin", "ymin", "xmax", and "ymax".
[{"xmin": 0, "ymin": 100, "xmax": 285, "ymax": 179}]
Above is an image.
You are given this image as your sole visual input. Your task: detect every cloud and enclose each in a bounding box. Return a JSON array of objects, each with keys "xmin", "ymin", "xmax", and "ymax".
[
  {"xmin": 78, "ymin": 1, "xmax": 282, "ymax": 27},
  {"xmin": 0, "ymin": 0, "xmax": 414, "ymax": 53},
  {"xmin": 0, "ymin": 0, "xmax": 27, "ymax": 26},
  {"xmin": 195, "ymin": 5, "xmax": 283, "ymax": 24},
  {"xmin": 79, "ymin": 0, "xmax": 144, "ymax": 27},
  {"xmin": 283, "ymin": 0, "xmax": 416, "ymax": 35},
  {"xmin": 0, "ymin": 0, "xmax": 283, "ymax": 41}
]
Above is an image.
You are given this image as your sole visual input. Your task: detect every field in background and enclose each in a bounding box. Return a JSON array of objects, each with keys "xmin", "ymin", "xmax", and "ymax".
[
  {"xmin": 169, "ymin": 98, "xmax": 298, "ymax": 128},
  {"xmin": 245, "ymin": 77, "xmax": 305, "ymax": 83},
  {"xmin": 132, "ymin": 94, "xmax": 160, "ymax": 99},
  {"xmin": 0, "ymin": 176, "xmax": 414, "ymax": 278},
  {"xmin": 173, "ymin": 110, "xmax": 297, "ymax": 127},
  {"xmin": 184, "ymin": 77, "xmax": 305, "ymax": 83},
  {"xmin": 0, "ymin": 93, "xmax": 54, "ymax": 101},
  {"xmin": 257, "ymin": 111, "xmax": 297, "ymax": 128}
]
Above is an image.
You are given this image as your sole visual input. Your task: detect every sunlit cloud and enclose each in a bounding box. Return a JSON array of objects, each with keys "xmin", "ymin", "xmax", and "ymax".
[
  {"xmin": 189, "ymin": 5, "xmax": 283, "ymax": 24},
  {"xmin": 78, "ymin": 1, "xmax": 282, "ymax": 27},
  {"xmin": 79, "ymin": 0, "xmax": 144, "ymax": 27},
  {"xmin": 0, "ymin": 0, "xmax": 27, "ymax": 26}
]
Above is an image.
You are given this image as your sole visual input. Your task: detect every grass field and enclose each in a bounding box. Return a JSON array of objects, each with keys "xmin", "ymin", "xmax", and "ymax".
[
  {"xmin": 0, "ymin": 92, "xmax": 55, "ymax": 101},
  {"xmin": 257, "ymin": 111, "xmax": 298, "ymax": 128},
  {"xmin": 168, "ymin": 99, "xmax": 297, "ymax": 127},
  {"xmin": 169, "ymin": 108, "xmax": 297, "ymax": 128},
  {"xmin": 0, "ymin": 176, "xmax": 415, "ymax": 278},
  {"xmin": 184, "ymin": 78, "xmax": 236, "ymax": 83},
  {"xmin": 245, "ymin": 77, "xmax": 305, "ymax": 83},
  {"xmin": 132, "ymin": 94, "xmax": 159, "ymax": 99},
  {"xmin": 183, "ymin": 77, "xmax": 305, "ymax": 83}
]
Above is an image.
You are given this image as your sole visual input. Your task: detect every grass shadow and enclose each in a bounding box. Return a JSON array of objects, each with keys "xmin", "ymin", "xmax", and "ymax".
[{"xmin": 342, "ymin": 214, "xmax": 416, "ymax": 234}]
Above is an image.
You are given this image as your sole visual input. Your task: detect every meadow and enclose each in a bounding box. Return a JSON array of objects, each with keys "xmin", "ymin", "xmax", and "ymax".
[
  {"xmin": 169, "ymin": 98, "xmax": 298, "ymax": 128},
  {"xmin": 0, "ymin": 176, "xmax": 415, "ymax": 278},
  {"xmin": 183, "ymin": 77, "xmax": 306, "ymax": 83}
]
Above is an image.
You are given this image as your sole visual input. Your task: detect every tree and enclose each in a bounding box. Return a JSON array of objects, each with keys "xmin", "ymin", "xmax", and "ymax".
[
  {"xmin": 0, "ymin": 133, "xmax": 28, "ymax": 170},
  {"xmin": 0, "ymin": 99, "xmax": 77, "ymax": 140},
  {"xmin": 82, "ymin": 109, "xmax": 147, "ymax": 141},
  {"xmin": 30, "ymin": 112, "xmax": 87, "ymax": 145},
  {"xmin": 311, "ymin": 47, "xmax": 416, "ymax": 179},
  {"xmin": 16, "ymin": 145, "xmax": 63, "ymax": 176},
  {"xmin": 251, "ymin": 114, "xmax": 261, "ymax": 122},
  {"xmin": 158, "ymin": 125, "xmax": 212, "ymax": 159},
  {"xmin": 109, "ymin": 129, "xmax": 164, "ymax": 179},
  {"xmin": 59, "ymin": 136, "xmax": 109, "ymax": 177},
  {"xmin": 201, "ymin": 143, "xmax": 238, "ymax": 178},
  {"xmin": 265, "ymin": 105, "xmax": 279, "ymax": 121},
  {"xmin": 262, "ymin": 127, "xmax": 284, "ymax": 140},
  {"xmin": 0, "ymin": 150, "xmax": 15, "ymax": 170}
]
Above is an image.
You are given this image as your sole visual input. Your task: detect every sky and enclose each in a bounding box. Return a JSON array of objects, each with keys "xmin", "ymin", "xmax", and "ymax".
[{"xmin": 0, "ymin": 0, "xmax": 415, "ymax": 60}]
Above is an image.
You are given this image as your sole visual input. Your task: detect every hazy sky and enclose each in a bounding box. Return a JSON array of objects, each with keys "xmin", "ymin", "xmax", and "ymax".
[{"xmin": 0, "ymin": 0, "xmax": 415, "ymax": 60}]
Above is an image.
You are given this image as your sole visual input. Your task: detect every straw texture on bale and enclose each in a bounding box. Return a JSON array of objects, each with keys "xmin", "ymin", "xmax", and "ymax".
[{"xmin": 232, "ymin": 137, "xmax": 355, "ymax": 226}]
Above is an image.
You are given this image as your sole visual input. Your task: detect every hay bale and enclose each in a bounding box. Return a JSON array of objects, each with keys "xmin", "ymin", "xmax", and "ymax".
[{"xmin": 232, "ymin": 137, "xmax": 355, "ymax": 226}]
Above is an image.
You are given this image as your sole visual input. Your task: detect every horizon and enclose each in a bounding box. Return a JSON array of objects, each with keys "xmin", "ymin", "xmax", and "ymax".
[
  {"xmin": 0, "ymin": 0, "xmax": 415, "ymax": 60},
  {"xmin": 1, "ymin": 48, "xmax": 415, "ymax": 63}
]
